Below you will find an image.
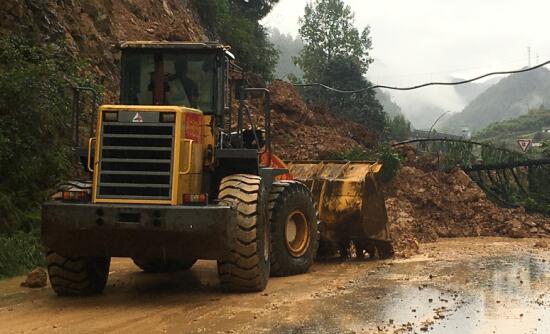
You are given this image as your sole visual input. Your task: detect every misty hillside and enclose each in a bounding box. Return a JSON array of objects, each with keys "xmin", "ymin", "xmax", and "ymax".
[
  {"xmin": 452, "ymin": 76, "xmax": 502, "ymax": 104},
  {"xmin": 440, "ymin": 67, "xmax": 550, "ymax": 134},
  {"xmin": 375, "ymin": 89, "xmax": 403, "ymax": 118},
  {"xmin": 269, "ymin": 28, "xmax": 303, "ymax": 80}
]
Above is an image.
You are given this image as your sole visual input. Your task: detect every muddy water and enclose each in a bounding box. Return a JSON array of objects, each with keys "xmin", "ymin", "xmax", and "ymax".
[
  {"xmin": 1, "ymin": 238, "xmax": 549, "ymax": 334},
  {"xmin": 257, "ymin": 244, "xmax": 550, "ymax": 334}
]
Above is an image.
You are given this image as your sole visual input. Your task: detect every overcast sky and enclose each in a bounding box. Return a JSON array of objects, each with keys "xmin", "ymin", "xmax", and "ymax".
[{"xmin": 262, "ymin": 0, "xmax": 550, "ymax": 127}]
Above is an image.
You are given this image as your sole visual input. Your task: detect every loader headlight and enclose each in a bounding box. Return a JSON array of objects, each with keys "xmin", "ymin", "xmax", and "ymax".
[
  {"xmin": 103, "ymin": 111, "xmax": 119, "ymax": 122},
  {"xmin": 62, "ymin": 190, "xmax": 90, "ymax": 202},
  {"xmin": 160, "ymin": 112, "xmax": 175, "ymax": 123}
]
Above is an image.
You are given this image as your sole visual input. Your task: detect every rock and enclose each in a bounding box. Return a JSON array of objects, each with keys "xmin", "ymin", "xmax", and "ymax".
[
  {"xmin": 523, "ymin": 220, "xmax": 537, "ymax": 228},
  {"xmin": 21, "ymin": 268, "xmax": 47, "ymax": 288},
  {"xmin": 451, "ymin": 169, "xmax": 472, "ymax": 187},
  {"xmin": 506, "ymin": 220, "xmax": 529, "ymax": 238},
  {"xmin": 534, "ymin": 240, "xmax": 549, "ymax": 249}
]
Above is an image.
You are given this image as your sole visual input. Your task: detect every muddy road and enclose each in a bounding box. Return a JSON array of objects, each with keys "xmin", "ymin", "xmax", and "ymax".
[{"xmin": 1, "ymin": 237, "xmax": 549, "ymax": 334}]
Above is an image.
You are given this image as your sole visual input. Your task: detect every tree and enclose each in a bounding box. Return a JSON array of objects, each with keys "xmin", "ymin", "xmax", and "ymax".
[
  {"xmin": 296, "ymin": 0, "xmax": 373, "ymax": 83},
  {"xmin": 269, "ymin": 28, "xmax": 304, "ymax": 80},
  {"xmin": 387, "ymin": 114, "xmax": 412, "ymax": 141},
  {"xmin": 0, "ymin": 36, "xmax": 93, "ymax": 233},
  {"xmin": 232, "ymin": 0, "xmax": 280, "ymax": 20},
  {"xmin": 192, "ymin": 0, "xmax": 279, "ymax": 80},
  {"xmin": 295, "ymin": 0, "xmax": 385, "ymax": 135},
  {"xmin": 318, "ymin": 55, "xmax": 385, "ymax": 134}
]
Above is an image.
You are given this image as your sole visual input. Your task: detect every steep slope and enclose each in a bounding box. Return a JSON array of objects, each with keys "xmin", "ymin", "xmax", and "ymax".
[
  {"xmin": 441, "ymin": 67, "xmax": 550, "ymax": 134},
  {"xmin": 0, "ymin": 0, "xmax": 206, "ymax": 100},
  {"xmin": 251, "ymin": 80, "xmax": 375, "ymax": 160}
]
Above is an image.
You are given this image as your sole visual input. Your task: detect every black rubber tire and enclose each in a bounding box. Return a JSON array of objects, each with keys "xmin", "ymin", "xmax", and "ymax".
[
  {"xmin": 374, "ymin": 240, "xmax": 395, "ymax": 259},
  {"xmin": 46, "ymin": 251, "xmax": 110, "ymax": 296},
  {"xmin": 268, "ymin": 181, "xmax": 318, "ymax": 276},
  {"xmin": 217, "ymin": 174, "xmax": 270, "ymax": 292},
  {"xmin": 316, "ymin": 238, "xmax": 338, "ymax": 259},
  {"xmin": 132, "ymin": 258, "xmax": 197, "ymax": 273}
]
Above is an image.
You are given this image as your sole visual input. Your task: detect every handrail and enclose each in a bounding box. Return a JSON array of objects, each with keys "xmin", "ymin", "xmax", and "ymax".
[
  {"xmin": 179, "ymin": 139, "xmax": 194, "ymax": 175},
  {"xmin": 87, "ymin": 138, "xmax": 96, "ymax": 172}
]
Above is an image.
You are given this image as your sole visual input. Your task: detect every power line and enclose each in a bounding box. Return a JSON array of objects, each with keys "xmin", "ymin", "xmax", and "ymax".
[{"xmin": 293, "ymin": 59, "xmax": 550, "ymax": 93}]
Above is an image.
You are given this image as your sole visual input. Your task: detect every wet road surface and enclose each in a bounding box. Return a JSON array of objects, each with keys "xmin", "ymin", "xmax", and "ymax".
[{"xmin": 1, "ymin": 237, "xmax": 549, "ymax": 334}]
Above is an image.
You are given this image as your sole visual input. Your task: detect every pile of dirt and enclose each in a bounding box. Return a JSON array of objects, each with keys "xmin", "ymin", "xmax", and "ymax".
[
  {"xmin": 267, "ymin": 81, "xmax": 376, "ymax": 160},
  {"xmin": 386, "ymin": 146, "xmax": 550, "ymax": 257}
]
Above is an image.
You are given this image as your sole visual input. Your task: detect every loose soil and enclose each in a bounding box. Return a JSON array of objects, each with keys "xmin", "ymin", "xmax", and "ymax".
[{"xmin": 386, "ymin": 145, "xmax": 550, "ymax": 257}]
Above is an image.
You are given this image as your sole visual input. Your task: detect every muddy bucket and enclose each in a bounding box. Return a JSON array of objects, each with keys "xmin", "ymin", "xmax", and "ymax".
[{"xmin": 287, "ymin": 161, "xmax": 391, "ymax": 257}]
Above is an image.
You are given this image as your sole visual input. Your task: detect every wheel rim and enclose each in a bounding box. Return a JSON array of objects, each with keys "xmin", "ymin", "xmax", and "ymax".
[{"xmin": 284, "ymin": 210, "xmax": 309, "ymax": 257}]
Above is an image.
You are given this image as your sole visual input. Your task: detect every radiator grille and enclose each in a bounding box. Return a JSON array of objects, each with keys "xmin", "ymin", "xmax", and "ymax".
[{"xmin": 96, "ymin": 119, "xmax": 174, "ymax": 200}]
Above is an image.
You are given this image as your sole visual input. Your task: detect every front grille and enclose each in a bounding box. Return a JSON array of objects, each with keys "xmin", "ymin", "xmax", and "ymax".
[{"xmin": 96, "ymin": 120, "xmax": 174, "ymax": 200}]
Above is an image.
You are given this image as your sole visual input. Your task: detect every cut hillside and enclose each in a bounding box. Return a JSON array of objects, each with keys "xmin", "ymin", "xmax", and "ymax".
[
  {"xmin": 0, "ymin": 0, "xmax": 206, "ymax": 100},
  {"xmin": 441, "ymin": 67, "xmax": 550, "ymax": 135},
  {"xmin": 251, "ymin": 80, "xmax": 375, "ymax": 160}
]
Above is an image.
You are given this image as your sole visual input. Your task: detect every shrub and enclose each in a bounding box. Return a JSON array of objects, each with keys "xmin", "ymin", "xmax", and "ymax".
[
  {"xmin": 328, "ymin": 145, "xmax": 402, "ymax": 183},
  {"xmin": 0, "ymin": 36, "xmax": 84, "ymax": 233},
  {"xmin": 0, "ymin": 231, "xmax": 45, "ymax": 278}
]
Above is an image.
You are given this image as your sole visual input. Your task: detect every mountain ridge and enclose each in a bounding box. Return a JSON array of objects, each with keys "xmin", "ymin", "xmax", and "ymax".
[{"xmin": 440, "ymin": 67, "xmax": 550, "ymax": 134}]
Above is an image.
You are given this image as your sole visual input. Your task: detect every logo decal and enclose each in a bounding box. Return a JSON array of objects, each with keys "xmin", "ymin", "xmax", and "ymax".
[{"xmin": 132, "ymin": 112, "xmax": 144, "ymax": 123}]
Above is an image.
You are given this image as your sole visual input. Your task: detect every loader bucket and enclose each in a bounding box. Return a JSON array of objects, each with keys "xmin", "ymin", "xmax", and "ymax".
[{"xmin": 287, "ymin": 161, "xmax": 391, "ymax": 257}]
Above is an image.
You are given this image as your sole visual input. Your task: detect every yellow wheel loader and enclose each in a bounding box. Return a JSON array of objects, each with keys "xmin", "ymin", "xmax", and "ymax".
[{"xmin": 41, "ymin": 42, "xmax": 391, "ymax": 296}]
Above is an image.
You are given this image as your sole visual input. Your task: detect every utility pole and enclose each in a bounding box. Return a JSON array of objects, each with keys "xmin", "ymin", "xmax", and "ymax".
[{"xmin": 527, "ymin": 46, "xmax": 531, "ymax": 67}]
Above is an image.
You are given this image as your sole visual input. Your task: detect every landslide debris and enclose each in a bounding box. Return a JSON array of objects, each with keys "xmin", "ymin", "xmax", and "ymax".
[
  {"xmin": 387, "ymin": 145, "xmax": 550, "ymax": 257},
  {"xmin": 266, "ymin": 80, "xmax": 376, "ymax": 160}
]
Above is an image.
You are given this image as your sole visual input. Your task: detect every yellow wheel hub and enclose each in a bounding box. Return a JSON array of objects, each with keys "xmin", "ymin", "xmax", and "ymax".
[{"xmin": 284, "ymin": 211, "xmax": 309, "ymax": 257}]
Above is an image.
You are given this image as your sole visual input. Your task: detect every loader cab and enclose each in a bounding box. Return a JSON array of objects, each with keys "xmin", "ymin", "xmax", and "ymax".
[
  {"xmin": 117, "ymin": 41, "xmax": 272, "ymax": 169},
  {"xmin": 119, "ymin": 41, "xmax": 231, "ymax": 117}
]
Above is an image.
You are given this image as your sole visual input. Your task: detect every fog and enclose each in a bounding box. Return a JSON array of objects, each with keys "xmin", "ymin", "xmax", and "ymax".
[{"xmin": 262, "ymin": 0, "xmax": 550, "ymax": 128}]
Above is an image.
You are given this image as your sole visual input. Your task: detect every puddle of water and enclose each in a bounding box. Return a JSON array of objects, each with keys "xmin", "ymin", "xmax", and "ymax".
[{"xmin": 264, "ymin": 254, "xmax": 550, "ymax": 334}]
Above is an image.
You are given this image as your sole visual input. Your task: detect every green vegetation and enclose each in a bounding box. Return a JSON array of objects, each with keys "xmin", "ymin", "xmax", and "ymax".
[
  {"xmin": 0, "ymin": 36, "xmax": 92, "ymax": 277},
  {"xmin": 192, "ymin": 0, "xmax": 279, "ymax": 80},
  {"xmin": 0, "ymin": 231, "xmax": 44, "ymax": 278},
  {"xmin": 475, "ymin": 107, "xmax": 550, "ymax": 153},
  {"xmin": 294, "ymin": 0, "xmax": 386, "ymax": 136},
  {"xmin": 386, "ymin": 114, "xmax": 412, "ymax": 142},
  {"xmin": 328, "ymin": 145, "xmax": 402, "ymax": 183}
]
